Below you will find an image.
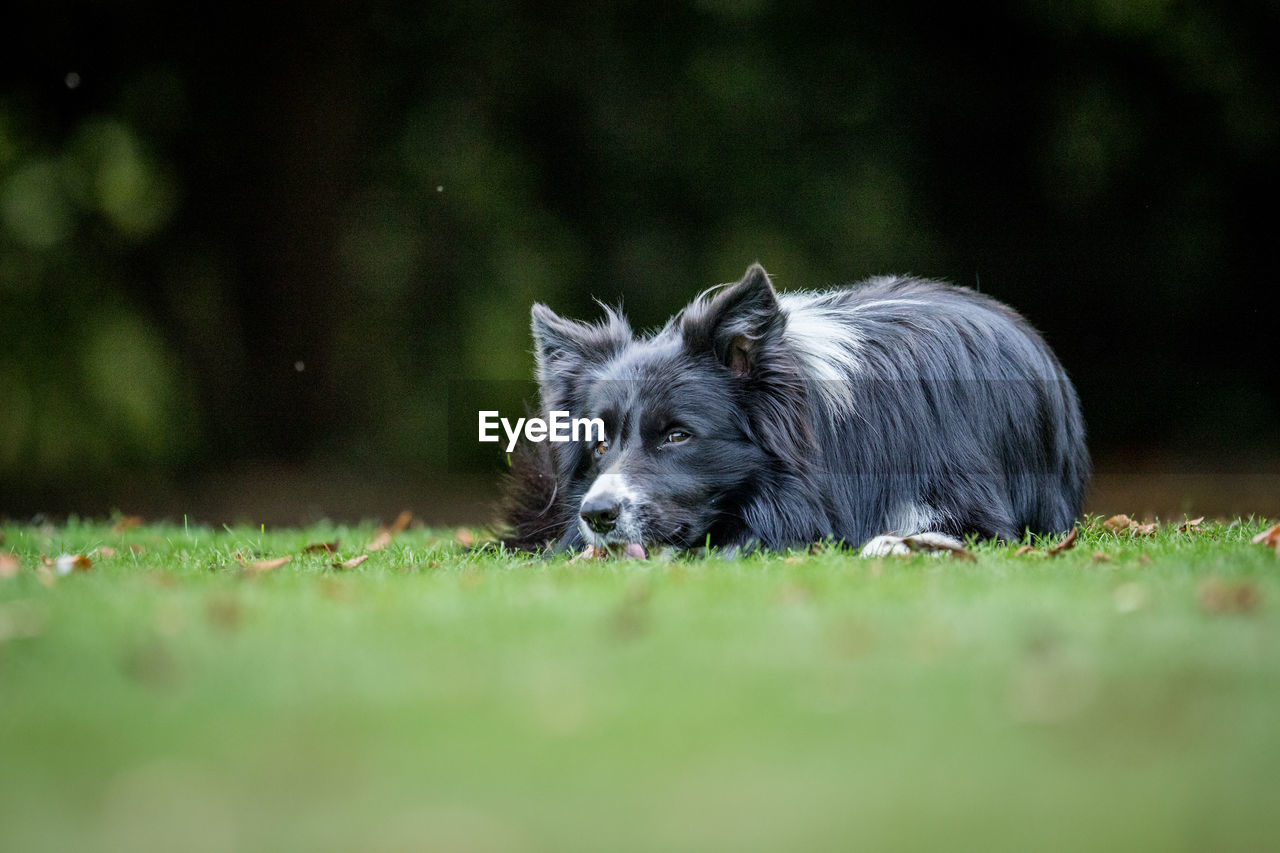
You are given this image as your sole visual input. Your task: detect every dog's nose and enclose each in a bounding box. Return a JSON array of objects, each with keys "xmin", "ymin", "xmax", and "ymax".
[{"xmin": 580, "ymin": 498, "xmax": 620, "ymax": 534}]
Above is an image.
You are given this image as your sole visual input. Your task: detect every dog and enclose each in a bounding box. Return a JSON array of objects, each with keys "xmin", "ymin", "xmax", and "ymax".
[{"xmin": 502, "ymin": 264, "xmax": 1088, "ymax": 557}]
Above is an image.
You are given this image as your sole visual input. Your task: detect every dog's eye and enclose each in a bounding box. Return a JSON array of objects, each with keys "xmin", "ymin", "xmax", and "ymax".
[
  {"xmin": 664, "ymin": 430, "xmax": 691, "ymax": 444},
  {"xmin": 593, "ymin": 440, "xmax": 609, "ymax": 457}
]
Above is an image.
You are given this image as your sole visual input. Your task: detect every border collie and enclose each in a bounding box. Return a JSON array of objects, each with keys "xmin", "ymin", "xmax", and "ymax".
[{"xmin": 503, "ymin": 264, "xmax": 1088, "ymax": 557}]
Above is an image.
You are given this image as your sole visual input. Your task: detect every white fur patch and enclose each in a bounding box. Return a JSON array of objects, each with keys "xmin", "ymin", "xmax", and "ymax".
[
  {"xmin": 847, "ymin": 298, "xmax": 931, "ymax": 313},
  {"xmin": 779, "ymin": 292, "xmax": 865, "ymax": 416},
  {"xmin": 886, "ymin": 503, "xmax": 937, "ymax": 536},
  {"xmin": 581, "ymin": 465, "xmax": 639, "ymax": 508}
]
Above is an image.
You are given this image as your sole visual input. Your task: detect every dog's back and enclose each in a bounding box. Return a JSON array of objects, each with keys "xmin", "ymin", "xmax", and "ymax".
[{"xmin": 779, "ymin": 276, "xmax": 1088, "ymax": 544}]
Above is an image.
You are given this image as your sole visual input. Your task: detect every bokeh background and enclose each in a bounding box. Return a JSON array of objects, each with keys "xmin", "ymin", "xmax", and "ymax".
[{"xmin": 2, "ymin": 0, "xmax": 1277, "ymax": 524}]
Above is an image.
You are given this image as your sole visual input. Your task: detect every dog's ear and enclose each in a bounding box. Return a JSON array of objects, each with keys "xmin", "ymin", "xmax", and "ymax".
[
  {"xmin": 531, "ymin": 302, "xmax": 631, "ymax": 405},
  {"xmin": 681, "ymin": 263, "xmax": 782, "ymax": 375}
]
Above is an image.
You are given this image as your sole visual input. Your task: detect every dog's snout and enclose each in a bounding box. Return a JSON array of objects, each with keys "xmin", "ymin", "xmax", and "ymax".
[{"xmin": 580, "ymin": 498, "xmax": 621, "ymax": 534}]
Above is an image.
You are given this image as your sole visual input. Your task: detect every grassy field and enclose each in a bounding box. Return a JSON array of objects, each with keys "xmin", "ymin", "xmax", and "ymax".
[{"xmin": 2, "ymin": 516, "xmax": 1278, "ymax": 852}]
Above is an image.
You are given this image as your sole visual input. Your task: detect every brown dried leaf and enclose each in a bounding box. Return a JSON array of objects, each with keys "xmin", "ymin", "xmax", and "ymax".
[
  {"xmin": 455, "ymin": 527, "xmax": 475, "ymax": 547},
  {"xmin": 303, "ymin": 540, "xmax": 339, "ymax": 554},
  {"xmin": 98, "ymin": 546, "xmax": 116, "ymax": 558},
  {"xmin": 367, "ymin": 511, "xmax": 414, "ymax": 551},
  {"xmin": 111, "ymin": 515, "xmax": 144, "ymax": 534},
  {"xmin": 1102, "ymin": 514, "xmax": 1132, "ymax": 533},
  {"xmin": 570, "ymin": 544, "xmax": 608, "ymax": 562},
  {"xmin": 1047, "ymin": 527, "xmax": 1079, "ymax": 556},
  {"xmin": 1197, "ymin": 577, "xmax": 1260, "ymax": 614},
  {"xmin": 47, "ymin": 554, "xmax": 93, "ymax": 575},
  {"xmin": 0, "ymin": 551, "xmax": 19, "ymax": 579},
  {"xmin": 236, "ymin": 554, "xmax": 292, "ymax": 573},
  {"xmin": 1013, "ymin": 545, "xmax": 1037, "ymax": 557},
  {"xmin": 1102, "ymin": 514, "xmax": 1158, "ymax": 537},
  {"xmin": 1091, "ymin": 551, "xmax": 1113, "ymax": 563},
  {"xmin": 1130, "ymin": 521, "xmax": 1159, "ymax": 537},
  {"xmin": 1178, "ymin": 516, "xmax": 1205, "ymax": 534},
  {"xmin": 1251, "ymin": 522, "xmax": 1280, "ymax": 551},
  {"xmin": 334, "ymin": 554, "xmax": 369, "ymax": 570}
]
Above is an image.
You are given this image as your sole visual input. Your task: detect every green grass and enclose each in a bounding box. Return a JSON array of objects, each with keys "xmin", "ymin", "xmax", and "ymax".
[{"xmin": 2, "ymin": 517, "xmax": 1279, "ymax": 852}]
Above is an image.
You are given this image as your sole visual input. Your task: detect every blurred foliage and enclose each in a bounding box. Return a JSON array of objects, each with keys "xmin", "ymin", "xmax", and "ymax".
[{"xmin": 1, "ymin": 0, "xmax": 1277, "ymax": 505}]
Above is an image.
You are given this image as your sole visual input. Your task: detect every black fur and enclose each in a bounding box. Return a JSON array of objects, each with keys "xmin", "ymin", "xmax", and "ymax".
[{"xmin": 502, "ymin": 264, "xmax": 1089, "ymax": 554}]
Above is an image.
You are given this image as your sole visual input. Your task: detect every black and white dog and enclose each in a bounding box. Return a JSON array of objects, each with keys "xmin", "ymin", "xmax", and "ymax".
[{"xmin": 503, "ymin": 264, "xmax": 1088, "ymax": 557}]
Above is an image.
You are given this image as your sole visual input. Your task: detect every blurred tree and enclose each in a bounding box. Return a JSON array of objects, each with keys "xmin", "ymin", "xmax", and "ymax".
[{"xmin": 0, "ymin": 0, "xmax": 1276, "ymax": 512}]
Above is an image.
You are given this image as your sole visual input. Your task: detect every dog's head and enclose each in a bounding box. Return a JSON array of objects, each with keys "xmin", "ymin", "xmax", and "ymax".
[{"xmin": 530, "ymin": 264, "xmax": 811, "ymax": 553}]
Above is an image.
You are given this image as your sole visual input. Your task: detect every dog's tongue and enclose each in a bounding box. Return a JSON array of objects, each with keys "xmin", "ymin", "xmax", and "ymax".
[{"xmin": 620, "ymin": 542, "xmax": 647, "ymax": 560}]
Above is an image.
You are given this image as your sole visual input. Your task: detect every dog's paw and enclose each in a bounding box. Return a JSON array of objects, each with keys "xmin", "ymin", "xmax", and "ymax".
[
  {"xmin": 902, "ymin": 531, "xmax": 967, "ymax": 553},
  {"xmin": 860, "ymin": 534, "xmax": 911, "ymax": 557},
  {"xmin": 859, "ymin": 531, "xmax": 970, "ymax": 559}
]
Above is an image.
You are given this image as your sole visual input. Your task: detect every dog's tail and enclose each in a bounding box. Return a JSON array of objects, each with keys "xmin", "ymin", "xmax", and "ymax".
[{"xmin": 497, "ymin": 434, "xmax": 567, "ymax": 552}]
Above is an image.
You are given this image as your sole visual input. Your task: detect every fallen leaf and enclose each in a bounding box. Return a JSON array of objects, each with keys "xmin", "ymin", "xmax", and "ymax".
[
  {"xmin": 1130, "ymin": 520, "xmax": 1159, "ymax": 537},
  {"xmin": 111, "ymin": 515, "xmax": 144, "ymax": 534},
  {"xmin": 128, "ymin": 544, "xmax": 146, "ymax": 555},
  {"xmin": 98, "ymin": 546, "xmax": 117, "ymax": 558},
  {"xmin": 52, "ymin": 554, "xmax": 92, "ymax": 575},
  {"xmin": 1197, "ymin": 577, "xmax": 1260, "ymax": 614},
  {"xmin": 1013, "ymin": 545, "xmax": 1037, "ymax": 557},
  {"xmin": 1047, "ymin": 527, "xmax": 1079, "ymax": 556},
  {"xmin": 35, "ymin": 565, "xmax": 55, "ymax": 588},
  {"xmin": 367, "ymin": 511, "xmax": 413, "ymax": 551},
  {"xmin": 1091, "ymin": 551, "xmax": 1113, "ymax": 563},
  {"xmin": 901, "ymin": 533, "xmax": 976, "ymax": 561},
  {"xmin": 334, "ymin": 554, "xmax": 369, "ymax": 570},
  {"xmin": 1178, "ymin": 516, "xmax": 1205, "ymax": 534},
  {"xmin": 0, "ymin": 551, "xmax": 19, "ymax": 579},
  {"xmin": 303, "ymin": 540, "xmax": 339, "ymax": 554},
  {"xmin": 1251, "ymin": 522, "xmax": 1280, "ymax": 552},
  {"xmin": 1102, "ymin": 514, "xmax": 1132, "ymax": 533},
  {"xmin": 455, "ymin": 527, "xmax": 475, "ymax": 547},
  {"xmin": 1102, "ymin": 514, "xmax": 1158, "ymax": 537},
  {"xmin": 570, "ymin": 545, "xmax": 607, "ymax": 562},
  {"xmin": 1138, "ymin": 554, "xmax": 1152, "ymax": 566},
  {"xmin": 236, "ymin": 554, "xmax": 292, "ymax": 573}
]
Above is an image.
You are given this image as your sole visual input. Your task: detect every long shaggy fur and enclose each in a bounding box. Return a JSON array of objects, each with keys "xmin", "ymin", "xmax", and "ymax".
[{"xmin": 502, "ymin": 264, "xmax": 1089, "ymax": 553}]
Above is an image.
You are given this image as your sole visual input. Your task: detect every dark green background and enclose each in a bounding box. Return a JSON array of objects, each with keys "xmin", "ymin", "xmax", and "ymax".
[{"xmin": 2, "ymin": 1, "xmax": 1276, "ymax": 518}]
